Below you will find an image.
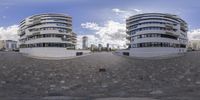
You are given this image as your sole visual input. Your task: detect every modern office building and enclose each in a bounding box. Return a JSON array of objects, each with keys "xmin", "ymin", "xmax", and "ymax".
[
  {"xmin": 98, "ymin": 44, "xmax": 103, "ymax": 51},
  {"xmin": 117, "ymin": 13, "xmax": 188, "ymax": 57},
  {"xmin": 18, "ymin": 13, "xmax": 89, "ymax": 58},
  {"xmin": 82, "ymin": 36, "xmax": 88, "ymax": 49},
  {"xmin": 0, "ymin": 40, "xmax": 17, "ymax": 51},
  {"xmin": 106, "ymin": 43, "xmax": 110, "ymax": 51}
]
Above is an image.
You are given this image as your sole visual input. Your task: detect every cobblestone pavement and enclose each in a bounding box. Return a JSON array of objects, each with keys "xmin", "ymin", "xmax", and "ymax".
[{"xmin": 0, "ymin": 51, "xmax": 200, "ymax": 100}]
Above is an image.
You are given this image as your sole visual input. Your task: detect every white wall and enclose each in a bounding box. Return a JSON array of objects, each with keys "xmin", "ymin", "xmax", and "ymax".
[
  {"xmin": 132, "ymin": 37, "xmax": 179, "ymax": 44},
  {"xmin": 20, "ymin": 47, "xmax": 90, "ymax": 58},
  {"xmin": 130, "ymin": 47, "xmax": 186, "ymax": 57},
  {"xmin": 25, "ymin": 38, "xmax": 72, "ymax": 44},
  {"xmin": 115, "ymin": 47, "xmax": 186, "ymax": 57},
  {"xmin": 114, "ymin": 50, "xmax": 130, "ymax": 56},
  {"xmin": 0, "ymin": 41, "xmax": 4, "ymax": 49}
]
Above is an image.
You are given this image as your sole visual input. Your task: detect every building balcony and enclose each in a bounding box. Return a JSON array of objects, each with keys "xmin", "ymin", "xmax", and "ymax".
[
  {"xmin": 18, "ymin": 30, "xmax": 26, "ymax": 37},
  {"xmin": 32, "ymin": 20, "xmax": 41, "ymax": 25},
  {"xmin": 130, "ymin": 30, "xmax": 165, "ymax": 36},
  {"xmin": 41, "ymin": 20, "xmax": 71, "ymax": 24},
  {"xmin": 24, "ymin": 37, "xmax": 73, "ymax": 44},
  {"xmin": 165, "ymin": 23, "xmax": 174, "ymax": 28},
  {"xmin": 180, "ymin": 25, "xmax": 188, "ymax": 32},
  {"xmin": 126, "ymin": 41, "xmax": 131, "ymax": 45},
  {"xmin": 130, "ymin": 37, "xmax": 179, "ymax": 44},
  {"xmin": 72, "ymin": 40, "xmax": 77, "ymax": 44},
  {"xmin": 126, "ymin": 35, "xmax": 131, "ymax": 40},
  {"xmin": 165, "ymin": 31, "xmax": 179, "ymax": 37},
  {"xmin": 32, "ymin": 32, "xmax": 41, "ymax": 35}
]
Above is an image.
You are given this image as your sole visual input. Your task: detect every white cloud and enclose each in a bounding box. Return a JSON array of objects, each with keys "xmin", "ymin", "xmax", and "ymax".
[
  {"xmin": 188, "ymin": 29, "xmax": 200, "ymax": 40},
  {"xmin": 133, "ymin": 9, "xmax": 142, "ymax": 13},
  {"xmin": 112, "ymin": 8, "xmax": 142, "ymax": 19},
  {"xmin": 81, "ymin": 20, "xmax": 127, "ymax": 49},
  {"xmin": 81, "ymin": 22, "xmax": 100, "ymax": 30},
  {"xmin": 95, "ymin": 20, "xmax": 126, "ymax": 45},
  {"xmin": 80, "ymin": 8, "xmax": 141, "ymax": 49},
  {"xmin": 0, "ymin": 25, "xmax": 19, "ymax": 41},
  {"xmin": 112, "ymin": 8, "xmax": 127, "ymax": 13}
]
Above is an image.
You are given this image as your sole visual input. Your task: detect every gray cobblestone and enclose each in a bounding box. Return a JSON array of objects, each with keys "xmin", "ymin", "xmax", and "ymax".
[{"xmin": 0, "ymin": 51, "xmax": 200, "ymax": 100}]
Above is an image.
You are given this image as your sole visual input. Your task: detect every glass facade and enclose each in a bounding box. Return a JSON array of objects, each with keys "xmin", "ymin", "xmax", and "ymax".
[
  {"xmin": 131, "ymin": 42, "xmax": 186, "ymax": 48},
  {"xmin": 19, "ymin": 34, "xmax": 73, "ymax": 42},
  {"xmin": 19, "ymin": 43, "xmax": 75, "ymax": 48},
  {"xmin": 129, "ymin": 26, "xmax": 177, "ymax": 35},
  {"xmin": 131, "ymin": 33, "xmax": 177, "ymax": 41}
]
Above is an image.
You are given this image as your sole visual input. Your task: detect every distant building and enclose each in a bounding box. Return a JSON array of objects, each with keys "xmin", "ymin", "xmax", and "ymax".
[
  {"xmin": 71, "ymin": 32, "xmax": 77, "ymax": 49},
  {"xmin": 106, "ymin": 43, "xmax": 110, "ymax": 51},
  {"xmin": 90, "ymin": 44, "xmax": 97, "ymax": 51},
  {"xmin": 98, "ymin": 44, "xmax": 103, "ymax": 51},
  {"xmin": 0, "ymin": 40, "xmax": 4, "ymax": 50},
  {"xmin": 0, "ymin": 40, "xmax": 17, "ymax": 51},
  {"xmin": 82, "ymin": 36, "xmax": 88, "ymax": 49},
  {"xmin": 188, "ymin": 40, "xmax": 200, "ymax": 50}
]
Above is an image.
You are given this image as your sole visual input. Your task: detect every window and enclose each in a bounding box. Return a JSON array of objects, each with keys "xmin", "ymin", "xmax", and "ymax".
[
  {"xmin": 131, "ymin": 33, "xmax": 177, "ymax": 40},
  {"xmin": 20, "ymin": 43, "xmax": 75, "ymax": 48},
  {"xmin": 131, "ymin": 42, "xmax": 186, "ymax": 48}
]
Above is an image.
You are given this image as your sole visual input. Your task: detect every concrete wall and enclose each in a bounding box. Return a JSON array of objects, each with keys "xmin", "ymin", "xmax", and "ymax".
[
  {"xmin": 0, "ymin": 40, "xmax": 4, "ymax": 50},
  {"xmin": 20, "ymin": 47, "xmax": 90, "ymax": 58},
  {"xmin": 115, "ymin": 47, "xmax": 186, "ymax": 57},
  {"xmin": 129, "ymin": 47, "xmax": 186, "ymax": 57},
  {"xmin": 131, "ymin": 37, "xmax": 181, "ymax": 44},
  {"xmin": 115, "ymin": 50, "xmax": 130, "ymax": 56}
]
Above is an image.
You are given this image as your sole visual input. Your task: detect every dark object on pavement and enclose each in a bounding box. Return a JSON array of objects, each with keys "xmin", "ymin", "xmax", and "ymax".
[{"xmin": 99, "ymin": 68, "xmax": 106, "ymax": 72}]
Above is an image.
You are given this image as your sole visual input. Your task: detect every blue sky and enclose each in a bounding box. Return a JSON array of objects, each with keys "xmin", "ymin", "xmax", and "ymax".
[
  {"xmin": 0, "ymin": 0, "xmax": 200, "ymax": 48},
  {"xmin": 0, "ymin": 0, "xmax": 200, "ymax": 30}
]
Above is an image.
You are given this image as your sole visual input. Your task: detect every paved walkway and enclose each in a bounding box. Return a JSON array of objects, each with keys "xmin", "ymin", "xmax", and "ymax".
[{"xmin": 0, "ymin": 51, "xmax": 200, "ymax": 100}]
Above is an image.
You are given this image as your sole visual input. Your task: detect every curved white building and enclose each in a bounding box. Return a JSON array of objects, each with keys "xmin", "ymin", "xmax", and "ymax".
[
  {"xmin": 124, "ymin": 13, "xmax": 188, "ymax": 57},
  {"xmin": 18, "ymin": 13, "xmax": 89, "ymax": 58}
]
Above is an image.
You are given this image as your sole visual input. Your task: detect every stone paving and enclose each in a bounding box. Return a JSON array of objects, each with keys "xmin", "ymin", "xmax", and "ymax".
[{"xmin": 0, "ymin": 51, "xmax": 200, "ymax": 100}]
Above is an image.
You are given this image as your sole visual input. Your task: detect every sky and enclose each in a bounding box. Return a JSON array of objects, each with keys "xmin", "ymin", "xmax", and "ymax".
[{"xmin": 0, "ymin": 0, "xmax": 200, "ymax": 48}]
